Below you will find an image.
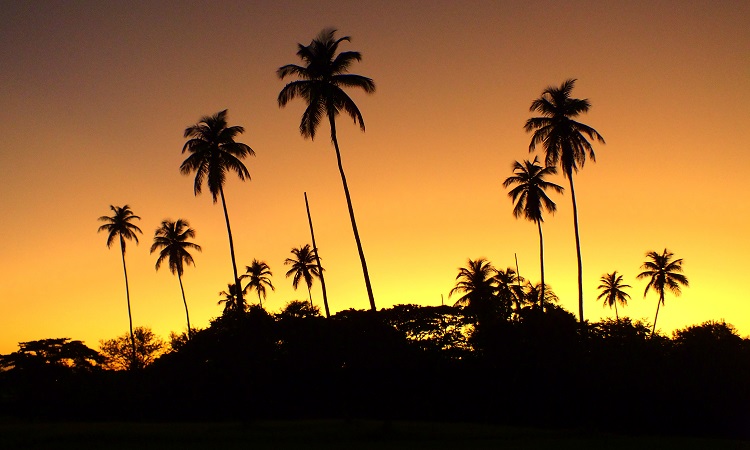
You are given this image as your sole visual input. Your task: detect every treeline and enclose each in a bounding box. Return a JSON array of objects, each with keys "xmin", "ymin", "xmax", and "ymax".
[{"xmin": 1, "ymin": 303, "xmax": 748, "ymax": 439}]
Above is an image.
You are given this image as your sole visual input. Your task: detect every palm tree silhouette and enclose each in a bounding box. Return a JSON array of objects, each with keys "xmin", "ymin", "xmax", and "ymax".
[
  {"xmin": 636, "ymin": 249, "xmax": 689, "ymax": 335},
  {"xmin": 217, "ymin": 283, "xmax": 242, "ymax": 314},
  {"xmin": 180, "ymin": 109, "xmax": 254, "ymax": 314},
  {"xmin": 150, "ymin": 219, "xmax": 202, "ymax": 337},
  {"xmin": 450, "ymin": 258, "xmax": 498, "ymax": 316},
  {"xmin": 494, "ymin": 267, "xmax": 524, "ymax": 315},
  {"xmin": 241, "ymin": 259, "xmax": 275, "ymax": 308},
  {"xmin": 503, "ymin": 157, "xmax": 563, "ymax": 311},
  {"xmin": 284, "ymin": 244, "xmax": 321, "ymax": 309},
  {"xmin": 97, "ymin": 204, "xmax": 142, "ymax": 369},
  {"xmin": 523, "ymin": 281, "xmax": 559, "ymax": 309},
  {"xmin": 596, "ymin": 271, "xmax": 631, "ymax": 321},
  {"xmin": 278, "ymin": 28, "xmax": 377, "ymax": 311},
  {"xmin": 525, "ymin": 79, "xmax": 605, "ymax": 323}
]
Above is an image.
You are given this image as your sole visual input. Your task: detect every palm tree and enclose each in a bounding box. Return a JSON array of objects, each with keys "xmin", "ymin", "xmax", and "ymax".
[
  {"xmin": 278, "ymin": 28, "xmax": 377, "ymax": 311},
  {"xmin": 596, "ymin": 271, "xmax": 631, "ymax": 321},
  {"xmin": 525, "ymin": 79, "xmax": 605, "ymax": 323},
  {"xmin": 522, "ymin": 281, "xmax": 559, "ymax": 308},
  {"xmin": 97, "ymin": 204, "xmax": 142, "ymax": 369},
  {"xmin": 150, "ymin": 219, "xmax": 202, "ymax": 337},
  {"xmin": 449, "ymin": 258, "xmax": 498, "ymax": 319},
  {"xmin": 503, "ymin": 157, "xmax": 563, "ymax": 310},
  {"xmin": 494, "ymin": 267, "xmax": 524, "ymax": 315},
  {"xmin": 636, "ymin": 249, "xmax": 689, "ymax": 335},
  {"xmin": 180, "ymin": 109, "xmax": 254, "ymax": 314},
  {"xmin": 284, "ymin": 245, "xmax": 321, "ymax": 309},
  {"xmin": 241, "ymin": 259, "xmax": 275, "ymax": 308},
  {"xmin": 217, "ymin": 283, "xmax": 242, "ymax": 314}
]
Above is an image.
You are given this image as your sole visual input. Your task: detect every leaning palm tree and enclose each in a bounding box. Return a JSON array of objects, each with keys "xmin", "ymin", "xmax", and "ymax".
[
  {"xmin": 278, "ymin": 28, "xmax": 377, "ymax": 311},
  {"xmin": 97, "ymin": 204, "xmax": 142, "ymax": 369},
  {"xmin": 241, "ymin": 259, "xmax": 275, "ymax": 308},
  {"xmin": 150, "ymin": 219, "xmax": 202, "ymax": 337},
  {"xmin": 636, "ymin": 249, "xmax": 689, "ymax": 335},
  {"xmin": 525, "ymin": 79, "xmax": 605, "ymax": 323},
  {"xmin": 503, "ymin": 157, "xmax": 563, "ymax": 310},
  {"xmin": 180, "ymin": 109, "xmax": 254, "ymax": 314},
  {"xmin": 596, "ymin": 271, "xmax": 631, "ymax": 321},
  {"xmin": 284, "ymin": 245, "xmax": 321, "ymax": 309}
]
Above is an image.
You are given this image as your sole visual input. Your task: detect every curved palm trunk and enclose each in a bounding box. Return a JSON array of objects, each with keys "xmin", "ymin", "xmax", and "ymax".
[
  {"xmin": 652, "ymin": 293, "xmax": 664, "ymax": 335},
  {"xmin": 537, "ymin": 220, "xmax": 545, "ymax": 312},
  {"xmin": 177, "ymin": 273, "xmax": 192, "ymax": 338},
  {"xmin": 219, "ymin": 185, "xmax": 244, "ymax": 313},
  {"xmin": 328, "ymin": 115, "xmax": 376, "ymax": 311},
  {"xmin": 257, "ymin": 291, "xmax": 263, "ymax": 308},
  {"xmin": 567, "ymin": 173, "xmax": 585, "ymax": 324},
  {"xmin": 305, "ymin": 192, "xmax": 330, "ymax": 318},
  {"xmin": 307, "ymin": 286, "xmax": 313, "ymax": 309},
  {"xmin": 119, "ymin": 237, "xmax": 137, "ymax": 370},
  {"xmin": 614, "ymin": 301, "xmax": 619, "ymax": 321}
]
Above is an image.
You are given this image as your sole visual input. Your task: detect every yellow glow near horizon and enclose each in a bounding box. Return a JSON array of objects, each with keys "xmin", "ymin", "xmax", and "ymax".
[{"xmin": 0, "ymin": 1, "xmax": 748, "ymax": 354}]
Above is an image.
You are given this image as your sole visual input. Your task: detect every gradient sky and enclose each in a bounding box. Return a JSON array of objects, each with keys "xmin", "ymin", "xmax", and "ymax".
[{"xmin": 1, "ymin": 0, "xmax": 748, "ymax": 354}]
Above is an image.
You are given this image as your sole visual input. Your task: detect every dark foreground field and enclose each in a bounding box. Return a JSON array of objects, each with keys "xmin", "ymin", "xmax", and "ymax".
[{"xmin": 1, "ymin": 420, "xmax": 748, "ymax": 450}]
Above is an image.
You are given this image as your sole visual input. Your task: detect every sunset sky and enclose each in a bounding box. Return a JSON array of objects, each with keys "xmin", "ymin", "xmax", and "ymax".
[{"xmin": 1, "ymin": 0, "xmax": 748, "ymax": 354}]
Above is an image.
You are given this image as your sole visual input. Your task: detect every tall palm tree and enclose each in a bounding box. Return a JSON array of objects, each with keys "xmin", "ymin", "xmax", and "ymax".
[
  {"xmin": 596, "ymin": 271, "xmax": 631, "ymax": 321},
  {"xmin": 278, "ymin": 28, "xmax": 377, "ymax": 311},
  {"xmin": 241, "ymin": 259, "xmax": 275, "ymax": 308},
  {"xmin": 449, "ymin": 258, "xmax": 498, "ymax": 318},
  {"xmin": 636, "ymin": 249, "xmax": 689, "ymax": 335},
  {"xmin": 503, "ymin": 157, "xmax": 563, "ymax": 310},
  {"xmin": 525, "ymin": 79, "xmax": 605, "ymax": 323},
  {"xmin": 150, "ymin": 219, "xmax": 202, "ymax": 336},
  {"xmin": 97, "ymin": 204, "xmax": 142, "ymax": 369},
  {"xmin": 180, "ymin": 109, "xmax": 254, "ymax": 314},
  {"xmin": 284, "ymin": 244, "xmax": 321, "ymax": 309}
]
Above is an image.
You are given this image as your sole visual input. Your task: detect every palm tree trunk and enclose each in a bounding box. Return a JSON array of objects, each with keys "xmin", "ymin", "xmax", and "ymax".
[
  {"xmin": 615, "ymin": 301, "xmax": 619, "ymax": 321},
  {"xmin": 328, "ymin": 114, "xmax": 376, "ymax": 311},
  {"xmin": 537, "ymin": 220, "xmax": 545, "ymax": 312},
  {"xmin": 567, "ymin": 173, "xmax": 585, "ymax": 324},
  {"xmin": 119, "ymin": 236, "xmax": 137, "ymax": 370},
  {"xmin": 177, "ymin": 273, "xmax": 191, "ymax": 338},
  {"xmin": 219, "ymin": 185, "xmax": 244, "ymax": 313},
  {"xmin": 652, "ymin": 294, "xmax": 663, "ymax": 335},
  {"xmin": 258, "ymin": 291, "xmax": 263, "ymax": 308},
  {"xmin": 307, "ymin": 286, "xmax": 313, "ymax": 309},
  {"xmin": 305, "ymin": 192, "xmax": 330, "ymax": 318}
]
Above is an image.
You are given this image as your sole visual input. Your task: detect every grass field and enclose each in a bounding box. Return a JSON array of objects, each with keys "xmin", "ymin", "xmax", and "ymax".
[{"xmin": 1, "ymin": 420, "xmax": 748, "ymax": 450}]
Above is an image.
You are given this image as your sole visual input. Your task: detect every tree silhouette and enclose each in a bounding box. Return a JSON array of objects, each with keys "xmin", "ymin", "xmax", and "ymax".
[
  {"xmin": 99, "ymin": 327, "xmax": 165, "ymax": 371},
  {"xmin": 522, "ymin": 281, "xmax": 559, "ymax": 310},
  {"xmin": 285, "ymin": 245, "xmax": 321, "ymax": 309},
  {"xmin": 503, "ymin": 157, "xmax": 563, "ymax": 310},
  {"xmin": 525, "ymin": 79, "xmax": 605, "ymax": 323},
  {"xmin": 450, "ymin": 258, "xmax": 498, "ymax": 316},
  {"xmin": 278, "ymin": 28, "xmax": 377, "ymax": 311},
  {"xmin": 493, "ymin": 267, "xmax": 524, "ymax": 315},
  {"xmin": 180, "ymin": 109, "xmax": 254, "ymax": 314},
  {"xmin": 217, "ymin": 283, "xmax": 242, "ymax": 314},
  {"xmin": 97, "ymin": 204, "xmax": 142, "ymax": 370},
  {"xmin": 241, "ymin": 259, "xmax": 275, "ymax": 308},
  {"xmin": 637, "ymin": 249, "xmax": 689, "ymax": 335},
  {"xmin": 150, "ymin": 219, "xmax": 202, "ymax": 337},
  {"xmin": 596, "ymin": 271, "xmax": 631, "ymax": 321}
]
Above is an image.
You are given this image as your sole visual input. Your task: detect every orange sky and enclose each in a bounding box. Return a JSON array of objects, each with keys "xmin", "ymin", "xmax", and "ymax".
[{"xmin": 1, "ymin": 0, "xmax": 748, "ymax": 354}]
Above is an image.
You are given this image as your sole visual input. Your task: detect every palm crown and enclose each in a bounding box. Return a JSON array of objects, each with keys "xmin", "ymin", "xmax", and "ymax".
[
  {"xmin": 596, "ymin": 271, "xmax": 631, "ymax": 320},
  {"xmin": 241, "ymin": 259, "xmax": 275, "ymax": 306},
  {"xmin": 524, "ymin": 78, "xmax": 605, "ymax": 177},
  {"xmin": 284, "ymin": 245, "xmax": 321, "ymax": 291},
  {"xmin": 150, "ymin": 219, "xmax": 202, "ymax": 277},
  {"xmin": 503, "ymin": 156, "xmax": 563, "ymax": 223},
  {"xmin": 277, "ymin": 28, "xmax": 376, "ymax": 140},
  {"xmin": 98, "ymin": 205, "xmax": 143, "ymax": 252},
  {"xmin": 180, "ymin": 109, "xmax": 255, "ymax": 202}
]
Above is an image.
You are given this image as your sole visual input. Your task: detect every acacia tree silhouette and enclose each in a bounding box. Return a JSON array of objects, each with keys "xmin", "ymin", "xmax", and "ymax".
[
  {"xmin": 503, "ymin": 157, "xmax": 563, "ymax": 311},
  {"xmin": 525, "ymin": 79, "xmax": 605, "ymax": 324},
  {"xmin": 97, "ymin": 204, "xmax": 142, "ymax": 369},
  {"xmin": 637, "ymin": 249, "xmax": 689, "ymax": 335},
  {"xmin": 241, "ymin": 259, "xmax": 274, "ymax": 308},
  {"xmin": 180, "ymin": 110, "xmax": 254, "ymax": 315},
  {"xmin": 596, "ymin": 271, "xmax": 631, "ymax": 321},
  {"xmin": 278, "ymin": 28, "xmax": 377, "ymax": 311},
  {"xmin": 285, "ymin": 245, "xmax": 321, "ymax": 309},
  {"xmin": 150, "ymin": 219, "xmax": 202, "ymax": 337}
]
